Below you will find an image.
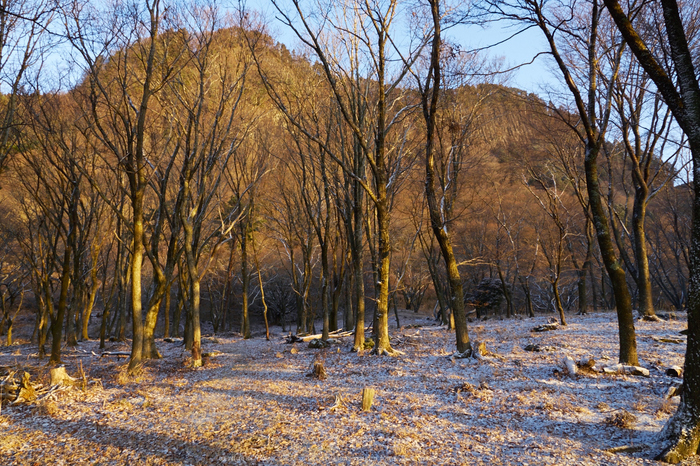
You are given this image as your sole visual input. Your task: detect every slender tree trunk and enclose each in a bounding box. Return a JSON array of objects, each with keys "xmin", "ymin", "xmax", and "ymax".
[
  {"xmin": 174, "ymin": 282, "xmax": 184, "ymax": 338},
  {"xmin": 82, "ymin": 258, "xmax": 100, "ymax": 340},
  {"xmin": 422, "ymin": 0, "xmax": 470, "ymax": 354},
  {"xmin": 321, "ymin": 245, "xmax": 330, "ymax": 341},
  {"xmin": 590, "ymin": 263, "xmax": 599, "ymax": 312},
  {"xmin": 578, "ymin": 224, "xmax": 593, "ymax": 315},
  {"xmin": 497, "ymin": 265, "xmax": 512, "ymax": 318},
  {"xmin": 520, "ymin": 278, "xmax": 535, "ymax": 318},
  {"xmin": 163, "ymin": 282, "xmax": 171, "ymax": 339},
  {"xmin": 351, "ymin": 150, "xmax": 366, "ymax": 350},
  {"xmin": 374, "ymin": 191, "xmax": 394, "ymax": 355},
  {"xmin": 221, "ymin": 240, "xmax": 236, "ymax": 333},
  {"xmin": 585, "ymin": 142, "xmax": 637, "ymax": 364},
  {"xmin": 50, "ymin": 243, "xmax": 72, "ymax": 364},
  {"xmin": 37, "ymin": 285, "xmax": 49, "ymax": 357},
  {"xmin": 344, "ymin": 270, "xmax": 353, "ymax": 330},
  {"xmin": 240, "ymin": 220, "xmax": 251, "ymax": 339},
  {"xmin": 252, "ymin": 229, "xmax": 270, "ymax": 340},
  {"xmin": 127, "ymin": 189, "xmax": 145, "ymax": 374},
  {"xmin": 553, "ymin": 278, "xmax": 567, "ymax": 326},
  {"xmin": 633, "ymin": 190, "xmax": 655, "ymax": 317}
]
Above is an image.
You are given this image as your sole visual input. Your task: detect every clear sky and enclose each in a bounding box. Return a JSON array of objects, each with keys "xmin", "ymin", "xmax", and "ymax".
[{"xmin": 464, "ymin": 23, "xmax": 560, "ymax": 96}]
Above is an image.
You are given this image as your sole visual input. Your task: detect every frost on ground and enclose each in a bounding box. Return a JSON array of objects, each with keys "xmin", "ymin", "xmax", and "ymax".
[{"xmin": 0, "ymin": 311, "xmax": 697, "ymax": 465}]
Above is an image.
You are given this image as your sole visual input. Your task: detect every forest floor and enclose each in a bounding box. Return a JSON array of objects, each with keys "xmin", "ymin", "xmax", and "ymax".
[{"xmin": 0, "ymin": 310, "xmax": 696, "ymax": 465}]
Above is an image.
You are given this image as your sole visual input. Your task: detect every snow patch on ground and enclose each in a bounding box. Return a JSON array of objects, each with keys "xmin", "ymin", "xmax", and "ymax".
[{"xmin": 0, "ymin": 311, "xmax": 697, "ymax": 465}]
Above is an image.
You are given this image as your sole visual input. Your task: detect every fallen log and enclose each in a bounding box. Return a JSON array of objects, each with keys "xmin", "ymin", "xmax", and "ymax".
[
  {"xmin": 289, "ymin": 330, "xmax": 354, "ymax": 343},
  {"xmin": 531, "ymin": 322, "xmax": 559, "ymax": 332},
  {"xmin": 100, "ymin": 352, "xmax": 130, "ymax": 358}
]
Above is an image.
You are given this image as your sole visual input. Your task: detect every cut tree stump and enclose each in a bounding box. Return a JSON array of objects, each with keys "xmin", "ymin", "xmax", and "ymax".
[
  {"xmin": 311, "ymin": 362, "xmax": 327, "ymax": 380},
  {"xmin": 361, "ymin": 387, "xmax": 375, "ymax": 411},
  {"xmin": 50, "ymin": 366, "xmax": 76, "ymax": 386}
]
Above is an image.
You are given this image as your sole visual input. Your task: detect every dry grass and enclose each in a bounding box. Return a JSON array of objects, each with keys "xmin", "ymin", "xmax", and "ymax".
[
  {"xmin": 605, "ymin": 410, "xmax": 637, "ymax": 429},
  {"xmin": 0, "ymin": 433, "xmax": 24, "ymax": 452},
  {"xmin": 33, "ymin": 399, "xmax": 58, "ymax": 417},
  {"xmin": 656, "ymin": 398, "xmax": 678, "ymax": 417}
]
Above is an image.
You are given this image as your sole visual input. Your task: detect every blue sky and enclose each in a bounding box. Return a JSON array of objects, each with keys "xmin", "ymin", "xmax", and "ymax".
[{"xmin": 252, "ymin": 0, "xmax": 557, "ymax": 97}]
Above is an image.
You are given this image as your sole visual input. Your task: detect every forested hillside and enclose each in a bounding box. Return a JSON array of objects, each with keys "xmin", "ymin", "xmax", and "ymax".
[{"xmin": 0, "ymin": 0, "xmax": 699, "ymax": 463}]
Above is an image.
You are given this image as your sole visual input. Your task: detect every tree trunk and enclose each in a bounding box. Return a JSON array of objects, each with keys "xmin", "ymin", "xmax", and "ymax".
[
  {"xmin": 344, "ymin": 269, "xmax": 353, "ymax": 331},
  {"xmin": 321, "ymin": 244, "xmax": 330, "ymax": 342},
  {"xmin": 82, "ymin": 257, "xmax": 100, "ymax": 340},
  {"xmin": 127, "ymin": 190, "xmax": 145, "ymax": 374},
  {"xmin": 519, "ymin": 277, "xmax": 535, "ymax": 318},
  {"xmin": 351, "ymin": 164, "xmax": 366, "ymax": 351},
  {"xmin": 252, "ymin": 229, "xmax": 270, "ymax": 341},
  {"xmin": 50, "ymin": 243, "xmax": 72, "ymax": 365},
  {"xmin": 633, "ymin": 188, "xmax": 655, "ymax": 318},
  {"xmin": 655, "ymin": 154, "xmax": 700, "ymax": 462},
  {"xmin": 142, "ymin": 278, "xmax": 164, "ymax": 360},
  {"xmin": 163, "ymin": 281, "xmax": 171, "ymax": 339},
  {"xmin": 497, "ymin": 265, "xmax": 512, "ymax": 318},
  {"xmin": 585, "ymin": 142, "xmax": 638, "ymax": 365},
  {"xmin": 422, "ymin": 0, "xmax": 470, "ymax": 354},
  {"xmin": 553, "ymin": 278, "xmax": 567, "ymax": 326},
  {"xmin": 373, "ymin": 178, "xmax": 394, "ymax": 355},
  {"xmin": 240, "ymin": 220, "xmax": 251, "ymax": 339},
  {"xmin": 37, "ymin": 285, "xmax": 49, "ymax": 358}
]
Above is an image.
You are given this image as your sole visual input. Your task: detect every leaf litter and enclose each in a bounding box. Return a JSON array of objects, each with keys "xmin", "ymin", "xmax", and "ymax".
[{"xmin": 0, "ymin": 311, "xmax": 698, "ymax": 465}]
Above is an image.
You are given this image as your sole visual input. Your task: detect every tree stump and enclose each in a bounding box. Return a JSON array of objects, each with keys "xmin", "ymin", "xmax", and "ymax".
[
  {"xmin": 307, "ymin": 361, "xmax": 327, "ymax": 380},
  {"xmin": 361, "ymin": 387, "xmax": 375, "ymax": 411},
  {"xmin": 50, "ymin": 366, "xmax": 76, "ymax": 386}
]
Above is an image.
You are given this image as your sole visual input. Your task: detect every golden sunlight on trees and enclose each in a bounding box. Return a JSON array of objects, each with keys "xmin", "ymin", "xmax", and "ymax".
[{"xmin": 0, "ymin": 0, "xmax": 698, "ymax": 463}]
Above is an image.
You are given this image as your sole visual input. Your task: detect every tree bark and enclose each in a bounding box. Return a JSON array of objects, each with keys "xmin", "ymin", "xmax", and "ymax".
[
  {"xmin": 421, "ymin": 0, "xmax": 470, "ymax": 354},
  {"xmin": 632, "ymin": 187, "xmax": 655, "ymax": 317},
  {"xmin": 585, "ymin": 142, "xmax": 637, "ymax": 364},
  {"xmin": 240, "ymin": 219, "xmax": 251, "ymax": 339},
  {"xmin": 603, "ymin": 0, "xmax": 700, "ymax": 459}
]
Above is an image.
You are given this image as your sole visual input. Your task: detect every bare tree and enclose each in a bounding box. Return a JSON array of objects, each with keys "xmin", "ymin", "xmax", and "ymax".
[
  {"xmin": 165, "ymin": 8, "xmax": 253, "ymax": 366},
  {"xmin": 487, "ymin": 0, "xmax": 638, "ymax": 364},
  {"xmin": 64, "ymin": 0, "xmax": 182, "ymax": 373},
  {"xmin": 0, "ymin": 0, "xmax": 55, "ymax": 175},
  {"xmin": 253, "ymin": 0, "xmax": 423, "ymax": 355},
  {"xmin": 604, "ymin": 0, "xmax": 700, "ymax": 460},
  {"xmin": 607, "ymin": 52, "xmax": 682, "ymax": 319},
  {"xmin": 524, "ymin": 166, "xmax": 581, "ymax": 325}
]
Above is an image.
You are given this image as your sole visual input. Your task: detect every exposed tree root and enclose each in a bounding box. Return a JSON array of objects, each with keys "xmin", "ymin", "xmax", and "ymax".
[
  {"xmin": 372, "ymin": 346, "xmax": 404, "ymax": 357},
  {"xmin": 654, "ymin": 403, "xmax": 700, "ymax": 463},
  {"xmin": 127, "ymin": 362, "xmax": 143, "ymax": 377}
]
